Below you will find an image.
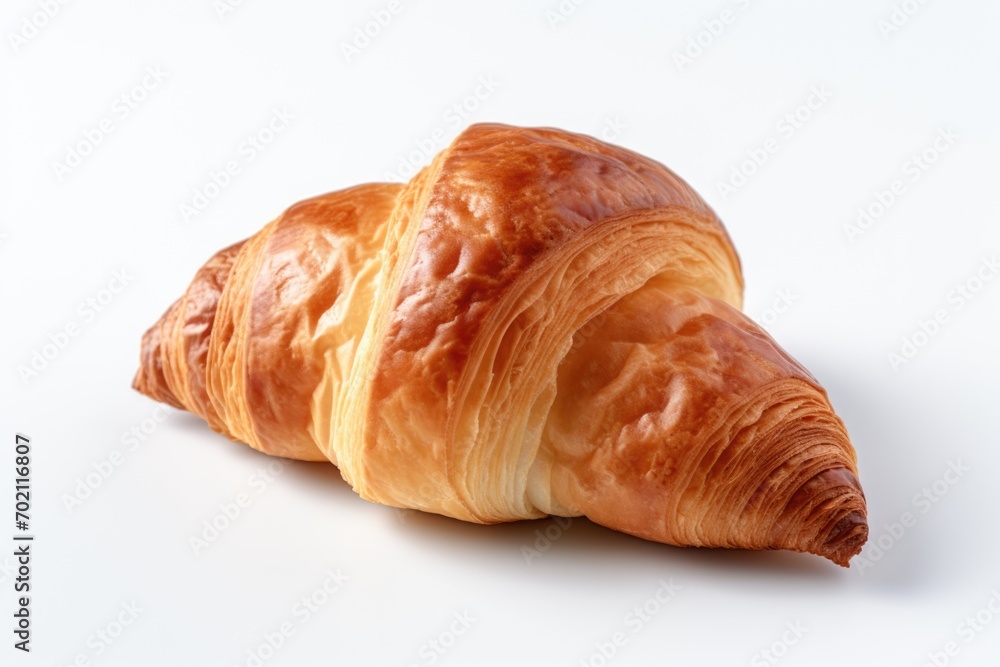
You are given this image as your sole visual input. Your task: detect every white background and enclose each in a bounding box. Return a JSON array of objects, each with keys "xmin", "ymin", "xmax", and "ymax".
[{"xmin": 2, "ymin": 1, "xmax": 999, "ymax": 665}]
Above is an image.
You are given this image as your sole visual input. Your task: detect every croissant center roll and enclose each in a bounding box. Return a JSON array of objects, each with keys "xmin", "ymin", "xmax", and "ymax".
[{"xmin": 133, "ymin": 123, "xmax": 868, "ymax": 566}]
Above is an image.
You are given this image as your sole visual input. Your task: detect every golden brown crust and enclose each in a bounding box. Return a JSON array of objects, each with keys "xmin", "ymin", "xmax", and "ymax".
[
  {"xmin": 132, "ymin": 123, "xmax": 868, "ymax": 566},
  {"xmin": 539, "ymin": 285, "xmax": 866, "ymax": 566},
  {"xmin": 242, "ymin": 184, "xmax": 401, "ymax": 461},
  {"xmin": 133, "ymin": 303, "xmax": 184, "ymax": 410},
  {"xmin": 133, "ymin": 241, "xmax": 245, "ymax": 420},
  {"xmin": 353, "ymin": 125, "xmax": 744, "ymax": 522}
]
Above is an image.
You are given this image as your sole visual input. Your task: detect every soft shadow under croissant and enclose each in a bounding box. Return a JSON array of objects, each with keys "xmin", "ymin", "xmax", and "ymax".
[{"xmin": 133, "ymin": 123, "xmax": 868, "ymax": 567}]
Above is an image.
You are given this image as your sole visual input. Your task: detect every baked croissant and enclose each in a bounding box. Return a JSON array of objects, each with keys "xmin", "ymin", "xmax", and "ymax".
[{"xmin": 134, "ymin": 123, "xmax": 868, "ymax": 566}]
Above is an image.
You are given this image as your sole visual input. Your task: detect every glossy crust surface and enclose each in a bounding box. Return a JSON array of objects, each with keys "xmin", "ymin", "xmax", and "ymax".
[{"xmin": 133, "ymin": 123, "xmax": 867, "ymax": 566}]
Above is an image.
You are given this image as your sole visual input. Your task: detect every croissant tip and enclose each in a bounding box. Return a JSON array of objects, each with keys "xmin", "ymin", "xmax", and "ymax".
[{"xmin": 813, "ymin": 509, "xmax": 868, "ymax": 568}]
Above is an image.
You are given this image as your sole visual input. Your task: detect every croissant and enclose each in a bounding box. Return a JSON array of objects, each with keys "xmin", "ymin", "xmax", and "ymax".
[{"xmin": 134, "ymin": 123, "xmax": 868, "ymax": 566}]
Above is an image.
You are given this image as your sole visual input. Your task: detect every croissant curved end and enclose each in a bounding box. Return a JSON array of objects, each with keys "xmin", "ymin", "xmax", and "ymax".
[
  {"xmin": 804, "ymin": 469, "xmax": 869, "ymax": 567},
  {"xmin": 822, "ymin": 510, "xmax": 869, "ymax": 567}
]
